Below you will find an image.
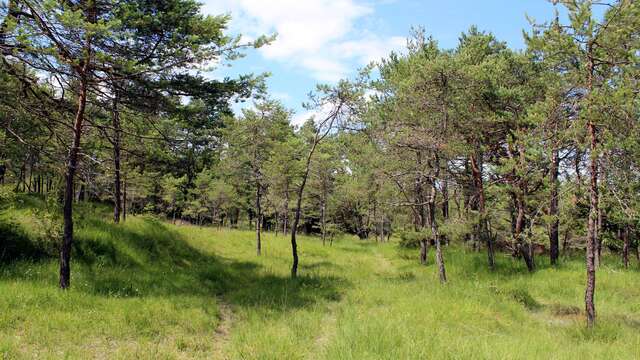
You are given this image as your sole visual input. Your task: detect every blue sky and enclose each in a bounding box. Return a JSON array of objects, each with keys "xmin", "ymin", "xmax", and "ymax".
[{"xmin": 202, "ymin": 1, "xmax": 561, "ymax": 123}]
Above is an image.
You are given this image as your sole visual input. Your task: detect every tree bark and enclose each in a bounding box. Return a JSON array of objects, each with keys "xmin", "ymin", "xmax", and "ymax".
[{"xmin": 60, "ymin": 75, "xmax": 88, "ymax": 289}]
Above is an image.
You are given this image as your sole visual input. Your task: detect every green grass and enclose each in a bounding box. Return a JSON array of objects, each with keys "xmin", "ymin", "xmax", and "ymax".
[{"xmin": 1, "ymin": 196, "xmax": 640, "ymax": 359}]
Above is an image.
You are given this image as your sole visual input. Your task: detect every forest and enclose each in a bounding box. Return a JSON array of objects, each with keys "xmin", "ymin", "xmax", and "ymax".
[{"xmin": 1, "ymin": 0, "xmax": 640, "ymax": 358}]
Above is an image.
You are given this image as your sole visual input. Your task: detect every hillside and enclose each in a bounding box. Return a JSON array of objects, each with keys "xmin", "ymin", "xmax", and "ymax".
[{"xmin": 1, "ymin": 197, "xmax": 639, "ymax": 359}]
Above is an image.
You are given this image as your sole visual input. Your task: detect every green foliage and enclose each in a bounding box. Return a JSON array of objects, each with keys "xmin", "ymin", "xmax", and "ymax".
[
  {"xmin": 29, "ymin": 194, "xmax": 63, "ymax": 257},
  {"xmin": 398, "ymin": 230, "xmax": 427, "ymax": 249},
  {"xmin": 0, "ymin": 185, "xmax": 15, "ymax": 209}
]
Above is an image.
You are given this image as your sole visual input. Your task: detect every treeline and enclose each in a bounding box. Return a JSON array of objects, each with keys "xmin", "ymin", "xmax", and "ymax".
[{"xmin": 1, "ymin": 0, "xmax": 640, "ymax": 328}]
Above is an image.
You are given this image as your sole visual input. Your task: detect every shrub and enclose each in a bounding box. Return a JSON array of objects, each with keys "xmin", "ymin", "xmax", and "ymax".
[{"xmin": 398, "ymin": 230, "xmax": 428, "ymax": 248}]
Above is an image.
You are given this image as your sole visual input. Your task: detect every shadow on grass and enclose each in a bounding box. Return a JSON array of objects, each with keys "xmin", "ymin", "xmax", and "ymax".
[
  {"xmin": 0, "ymin": 222, "xmax": 50, "ymax": 264},
  {"xmin": 299, "ymin": 260, "xmax": 341, "ymax": 271},
  {"xmin": 1, "ymin": 208, "xmax": 346, "ymax": 312}
]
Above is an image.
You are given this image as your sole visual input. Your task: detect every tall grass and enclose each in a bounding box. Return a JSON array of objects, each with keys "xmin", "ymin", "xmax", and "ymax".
[{"xmin": 1, "ymin": 196, "xmax": 639, "ymax": 359}]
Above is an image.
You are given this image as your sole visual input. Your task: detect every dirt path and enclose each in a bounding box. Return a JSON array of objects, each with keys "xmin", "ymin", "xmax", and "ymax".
[{"xmin": 212, "ymin": 300, "xmax": 234, "ymax": 359}]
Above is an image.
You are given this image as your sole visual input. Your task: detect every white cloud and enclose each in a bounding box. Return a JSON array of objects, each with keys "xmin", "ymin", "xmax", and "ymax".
[
  {"xmin": 291, "ymin": 103, "xmax": 335, "ymax": 128},
  {"xmin": 333, "ymin": 35, "xmax": 406, "ymax": 65},
  {"xmin": 291, "ymin": 109, "xmax": 317, "ymax": 127},
  {"xmin": 202, "ymin": 0, "xmax": 404, "ymax": 82},
  {"xmin": 271, "ymin": 91, "xmax": 292, "ymax": 102},
  {"xmin": 301, "ymin": 57, "xmax": 350, "ymax": 83}
]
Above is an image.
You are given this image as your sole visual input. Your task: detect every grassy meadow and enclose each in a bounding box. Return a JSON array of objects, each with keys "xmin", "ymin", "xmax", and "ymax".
[{"xmin": 1, "ymin": 196, "xmax": 640, "ymax": 359}]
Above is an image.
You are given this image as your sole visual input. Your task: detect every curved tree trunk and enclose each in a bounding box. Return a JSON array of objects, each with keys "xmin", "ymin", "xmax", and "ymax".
[
  {"xmin": 60, "ymin": 75, "xmax": 88, "ymax": 289},
  {"xmin": 290, "ymin": 143, "xmax": 318, "ymax": 278}
]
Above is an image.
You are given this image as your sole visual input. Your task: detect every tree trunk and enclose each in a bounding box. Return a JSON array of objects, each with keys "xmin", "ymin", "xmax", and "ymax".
[
  {"xmin": 514, "ymin": 192, "xmax": 534, "ymax": 272},
  {"xmin": 284, "ymin": 181, "xmax": 289, "ymax": 236},
  {"xmin": 379, "ymin": 207, "xmax": 385, "ymax": 243},
  {"xmin": 470, "ymin": 151, "xmax": 494, "ymax": 269},
  {"xmin": 595, "ymin": 206, "xmax": 603, "ymax": 268},
  {"xmin": 622, "ymin": 225, "xmax": 629, "ymax": 269},
  {"xmin": 60, "ymin": 75, "xmax": 88, "ymax": 290},
  {"xmin": 585, "ymin": 53, "xmax": 597, "ymax": 329},
  {"xmin": 122, "ymin": 175, "xmax": 127, "ymax": 222},
  {"xmin": 321, "ymin": 198, "xmax": 326, "ymax": 246},
  {"xmin": 255, "ymin": 183, "xmax": 262, "ymax": 256},
  {"xmin": 419, "ymin": 238, "xmax": 428, "ymax": 265},
  {"xmin": 415, "ymin": 150, "xmax": 429, "ymax": 264},
  {"xmin": 441, "ymin": 176, "xmax": 449, "ymax": 245},
  {"xmin": 549, "ymin": 142, "xmax": 560, "ymax": 265},
  {"xmin": 112, "ymin": 94, "xmax": 122, "ymax": 224},
  {"xmin": 290, "ymin": 130, "xmax": 327, "ymax": 278},
  {"xmin": 429, "ymin": 169, "xmax": 446, "ymax": 283}
]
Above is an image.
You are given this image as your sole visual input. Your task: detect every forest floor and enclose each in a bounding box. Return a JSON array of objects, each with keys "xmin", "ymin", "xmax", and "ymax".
[{"xmin": 1, "ymin": 195, "xmax": 640, "ymax": 359}]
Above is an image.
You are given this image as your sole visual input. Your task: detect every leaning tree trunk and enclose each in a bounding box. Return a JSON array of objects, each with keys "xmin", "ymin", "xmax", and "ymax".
[
  {"xmin": 112, "ymin": 94, "xmax": 122, "ymax": 224},
  {"xmin": 290, "ymin": 141, "xmax": 320, "ymax": 278},
  {"xmin": 60, "ymin": 75, "xmax": 88, "ymax": 289}
]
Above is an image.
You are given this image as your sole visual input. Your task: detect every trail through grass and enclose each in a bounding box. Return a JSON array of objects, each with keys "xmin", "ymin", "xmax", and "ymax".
[{"xmin": 1, "ymin": 196, "xmax": 640, "ymax": 359}]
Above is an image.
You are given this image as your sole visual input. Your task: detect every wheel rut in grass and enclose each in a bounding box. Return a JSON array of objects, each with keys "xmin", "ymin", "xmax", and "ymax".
[
  {"xmin": 313, "ymin": 301, "xmax": 340, "ymax": 358},
  {"xmin": 212, "ymin": 299, "xmax": 234, "ymax": 359}
]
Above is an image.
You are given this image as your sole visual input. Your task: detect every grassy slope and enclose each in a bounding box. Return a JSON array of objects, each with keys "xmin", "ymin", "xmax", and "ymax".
[{"xmin": 1, "ymin": 196, "xmax": 640, "ymax": 359}]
